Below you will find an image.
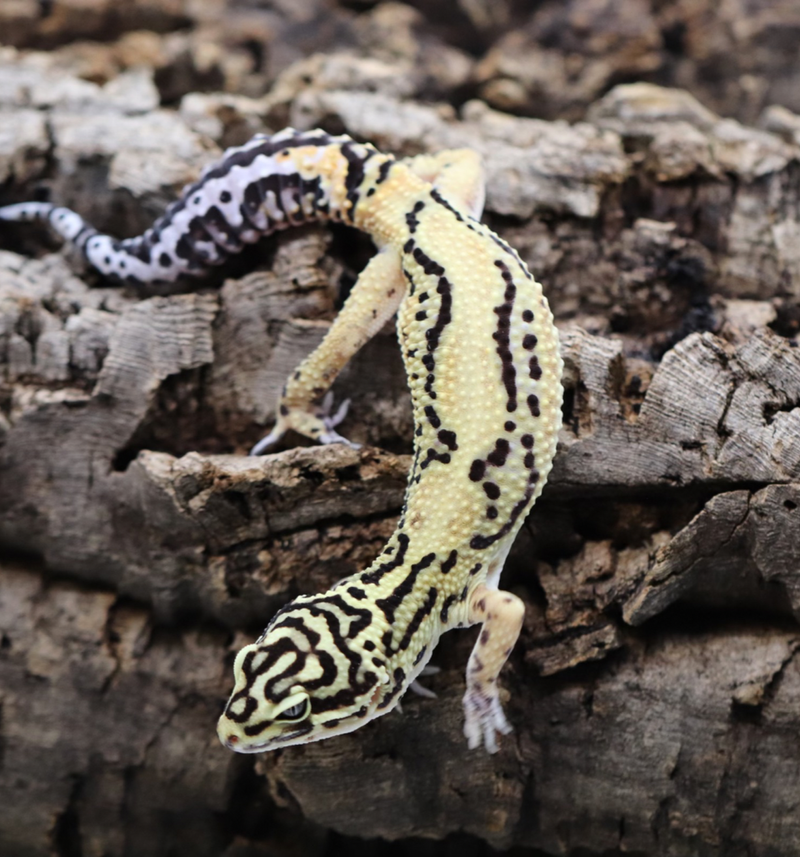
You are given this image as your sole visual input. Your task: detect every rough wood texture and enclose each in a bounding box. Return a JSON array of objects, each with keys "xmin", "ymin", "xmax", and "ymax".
[{"xmin": 1, "ymin": 3, "xmax": 800, "ymax": 855}]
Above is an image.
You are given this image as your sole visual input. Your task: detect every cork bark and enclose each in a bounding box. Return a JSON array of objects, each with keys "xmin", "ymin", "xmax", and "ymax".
[{"xmin": 1, "ymin": 4, "xmax": 800, "ymax": 856}]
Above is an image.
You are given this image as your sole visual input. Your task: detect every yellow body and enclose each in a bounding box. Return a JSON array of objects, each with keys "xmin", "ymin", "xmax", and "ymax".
[
  {"xmin": 208, "ymin": 133, "xmax": 563, "ymax": 754},
  {"xmin": 0, "ymin": 129, "xmax": 562, "ymax": 752}
]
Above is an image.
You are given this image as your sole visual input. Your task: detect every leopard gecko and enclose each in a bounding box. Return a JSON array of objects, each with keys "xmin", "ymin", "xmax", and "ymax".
[{"xmin": 0, "ymin": 127, "xmax": 563, "ymax": 753}]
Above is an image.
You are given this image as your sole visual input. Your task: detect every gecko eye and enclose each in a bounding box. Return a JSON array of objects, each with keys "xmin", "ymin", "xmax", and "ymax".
[{"xmin": 275, "ymin": 697, "xmax": 310, "ymax": 722}]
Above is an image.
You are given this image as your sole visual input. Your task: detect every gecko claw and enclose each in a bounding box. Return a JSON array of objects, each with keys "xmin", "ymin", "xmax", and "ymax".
[
  {"xmin": 250, "ymin": 426, "xmax": 285, "ymax": 456},
  {"xmin": 409, "ymin": 679, "xmax": 437, "ymax": 699},
  {"xmin": 463, "ymin": 690, "xmax": 512, "ymax": 754},
  {"xmin": 319, "ymin": 394, "xmax": 360, "ymax": 448},
  {"xmin": 250, "ymin": 394, "xmax": 359, "ymax": 454}
]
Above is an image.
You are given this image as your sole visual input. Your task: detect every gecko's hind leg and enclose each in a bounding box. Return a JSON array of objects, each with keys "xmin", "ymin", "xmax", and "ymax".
[
  {"xmin": 403, "ymin": 149, "xmax": 486, "ymax": 219},
  {"xmin": 251, "ymin": 247, "xmax": 405, "ymax": 454}
]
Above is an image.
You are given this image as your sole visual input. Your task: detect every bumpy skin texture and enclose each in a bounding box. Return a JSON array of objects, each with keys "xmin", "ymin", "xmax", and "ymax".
[{"xmin": 0, "ymin": 128, "xmax": 563, "ymax": 754}]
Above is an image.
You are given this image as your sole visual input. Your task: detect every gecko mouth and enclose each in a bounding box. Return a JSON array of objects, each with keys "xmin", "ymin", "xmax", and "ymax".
[
  {"xmin": 224, "ymin": 737, "xmax": 270, "ymax": 753},
  {"xmin": 220, "ymin": 723, "xmax": 314, "ymax": 753}
]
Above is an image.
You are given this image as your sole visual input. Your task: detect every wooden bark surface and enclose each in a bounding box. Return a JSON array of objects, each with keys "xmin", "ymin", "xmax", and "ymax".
[{"xmin": 1, "ymin": 5, "xmax": 800, "ymax": 856}]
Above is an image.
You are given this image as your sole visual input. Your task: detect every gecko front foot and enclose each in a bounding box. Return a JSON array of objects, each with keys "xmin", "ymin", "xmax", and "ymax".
[
  {"xmin": 250, "ymin": 392, "xmax": 359, "ymax": 455},
  {"xmin": 462, "ymin": 687, "xmax": 513, "ymax": 754},
  {"xmin": 317, "ymin": 393, "xmax": 359, "ymax": 447},
  {"xmin": 407, "ymin": 664, "xmax": 440, "ymax": 699}
]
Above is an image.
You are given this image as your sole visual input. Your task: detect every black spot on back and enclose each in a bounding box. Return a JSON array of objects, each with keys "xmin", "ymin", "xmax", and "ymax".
[
  {"xmin": 469, "ymin": 460, "xmax": 486, "ymax": 482},
  {"xmin": 486, "ymin": 438, "xmax": 510, "ymax": 467},
  {"xmin": 437, "ymin": 429, "xmax": 458, "ymax": 450},
  {"xmin": 483, "ymin": 482, "xmax": 500, "ymax": 500}
]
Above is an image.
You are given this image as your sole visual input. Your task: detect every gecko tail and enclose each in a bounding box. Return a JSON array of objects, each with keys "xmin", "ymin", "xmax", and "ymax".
[
  {"xmin": 0, "ymin": 128, "xmax": 384, "ymax": 286},
  {"xmin": 0, "ymin": 201, "xmax": 56, "ymax": 222},
  {"xmin": 0, "ymin": 200, "xmax": 192, "ymax": 285},
  {"xmin": 0, "ymin": 201, "xmax": 120, "ymax": 275},
  {"xmin": 0, "ymin": 201, "xmax": 98, "ymax": 244}
]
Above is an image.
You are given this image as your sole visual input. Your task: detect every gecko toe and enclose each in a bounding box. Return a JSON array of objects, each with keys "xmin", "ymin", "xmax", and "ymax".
[
  {"xmin": 319, "ymin": 396, "xmax": 360, "ymax": 447},
  {"xmin": 250, "ymin": 426, "xmax": 285, "ymax": 455}
]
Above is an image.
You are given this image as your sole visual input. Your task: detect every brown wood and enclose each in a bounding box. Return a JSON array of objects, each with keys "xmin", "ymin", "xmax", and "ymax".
[{"xmin": 1, "ymin": 6, "xmax": 800, "ymax": 855}]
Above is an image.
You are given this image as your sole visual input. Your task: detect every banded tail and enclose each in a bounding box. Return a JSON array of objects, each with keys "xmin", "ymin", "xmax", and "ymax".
[{"xmin": 0, "ymin": 128, "xmax": 393, "ymax": 285}]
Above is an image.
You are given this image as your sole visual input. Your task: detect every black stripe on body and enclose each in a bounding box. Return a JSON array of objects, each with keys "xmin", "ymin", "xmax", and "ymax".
[
  {"xmin": 429, "ymin": 188, "xmax": 465, "ymax": 222},
  {"xmin": 426, "ymin": 276, "xmax": 452, "ymax": 354},
  {"xmin": 470, "ymin": 488, "xmax": 534, "ymax": 550},
  {"xmin": 73, "ymin": 224, "xmax": 98, "ymax": 250},
  {"xmin": 375, "ymin": 552, "xmax": 437, "ymax": 622},
  {"xmin": 399, "ymin": 238, "xmax": 459, "ymax": 483},
  {"xmin": 437, "ymin": 429, "xmax": 457, "ymax": 450},
  {"xmin": 407, "ymin": 438, "xmax": 424, "ymax": 487},
  {"xmin": 377, "ymin": 667, "xmax": 406, "ymax": 710},
  {"xmin": 376, "ymin": 160, "xmax": 393, "ymax": 184},
  {"xmin": 403, "ymin": 238, "xmax": 453, "ymax": 408},
  {"xmin": 340, "ymin": 141, "xmax": 381, "ymax": 216},
  {"xmin": 489, "ymin": 231, "xmax": 534, "ymax": 280},
  {"xmin": 321, "ymin": 704, "xmax": 369, "ymax": 729},
  {"xmin": 465, "ymin": 249, "xmax": 549, "ymax": 550},
  {"xmin": 395, "ymin": 586, "xmax": 438, "ymax": 652},
  {"xmin": 492, "ymin": 260, "xmax": 518, "ymax": 413},
  {"xmin": 402, "ymin": 266, "xmax": 417, "ymax": 296},
  {"xmin": 272, "ymin": 593, "xmax": 373, "ymax": 644},
  {"xmin": 405, "ymin": 200, "xmax": 425, "ymax": 233},
  {"xmin": 440, "ymin": 550, "xmax": 458, "ymax": 573},
  {"xmin": 412, "ymin": 245, "xmax": 445, "ymax": 279},
  {"xmin": 200, "ymin": 205, "xmax": 245, "ymax": 251},
  {"xmin": 310, "ymin": 682, "xmax": 373, "ymax": 715},
  {"xmin": 361, "ymin": 533, "xmax": 410, "ymax": 585},
  {"xmin": 440, "ymin": 593, "xmax": 458, "ymax": 623},
  {"xmin": 198, "ymin": 131, "xmax": 338, "ymax": 191}
]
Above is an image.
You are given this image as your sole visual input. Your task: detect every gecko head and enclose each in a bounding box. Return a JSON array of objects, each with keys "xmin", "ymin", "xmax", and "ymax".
[{"xmin": 217, "ymin": 603, "xmax": 391, "ymax": 753}]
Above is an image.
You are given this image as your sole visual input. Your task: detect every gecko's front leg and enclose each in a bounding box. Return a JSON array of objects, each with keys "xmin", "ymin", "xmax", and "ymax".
[
  {"xmin": 463, "ymin": 584, "xmax": 526, "ymax": 753},
  {"xmin": 251, "ymin": 247, "xmax": 405, "ymax": 454}
]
